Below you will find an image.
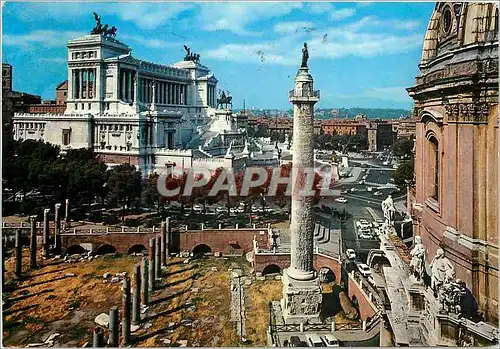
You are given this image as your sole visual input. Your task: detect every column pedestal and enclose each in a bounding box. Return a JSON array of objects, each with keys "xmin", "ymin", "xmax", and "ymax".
[{"xmin": 281, "ymin": 268, "xmax": 323, "ymax": 324}]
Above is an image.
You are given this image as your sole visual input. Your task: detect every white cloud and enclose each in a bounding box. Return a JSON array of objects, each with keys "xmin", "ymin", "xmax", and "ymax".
[
  {"xmin": 274, "ymin": 21, "xmax": 315, "ymax": 34},
  {"xmin": 205, "ymin": 43, "xmax": 295, "ymax": 66},
  {"xmin": 308, "ymin": 3, "xmax": 333, "ymax": 14},
  {"xmin": 364, "ymin": 87, "xmax": 413, "ymax": 102},
  {"xmin": 106, "ymin": 3, "xmax": 192, "ymax": 30},
  {"xmin": 206, "ymin": 17, "xmax": 423, "ymax": 65},
  {"xmin": 39, "ymin": 57, "xmax": 67, "ymax": 64},
  {"xmin": 198, "ymin": 3, "xmax": 303, "ymax": 35},
  {"xmin": 119, "ymin": 34, "xmax": 180, "ymax": 49},
  {"xmin": 3, "ymin": 30, "xmax": 85, "ymax": 48},
  {"xmin": 8, "ymin": 3, "xmax": 192, "ymax": 30},
  {"xmin": 330, "ymin": 8, "xmax": 356, "ymax": 21}
]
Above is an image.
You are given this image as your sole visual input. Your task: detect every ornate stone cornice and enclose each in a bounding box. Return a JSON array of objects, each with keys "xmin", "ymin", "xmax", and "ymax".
[{"xmin": 444, "ymin": 102, "xmax": 491, "ymax": 124}]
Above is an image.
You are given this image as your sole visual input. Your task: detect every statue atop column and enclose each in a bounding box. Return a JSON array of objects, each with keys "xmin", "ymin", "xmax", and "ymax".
[
  {"xmin": 301, "ymin": 43, "xmax": 309, "ymax": 68},
  {"xmin": 381, "ymin": 195, "xmax": 396, "ymax": 226},
  {"xmin": 409, "ymin": 236, "xmax": 426, "ymax": 283}
]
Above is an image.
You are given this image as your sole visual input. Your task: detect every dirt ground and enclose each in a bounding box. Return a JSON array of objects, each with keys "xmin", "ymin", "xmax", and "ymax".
[{"xmin": 3, "ymin": 251, "xmax": 252, "ymax": 347}]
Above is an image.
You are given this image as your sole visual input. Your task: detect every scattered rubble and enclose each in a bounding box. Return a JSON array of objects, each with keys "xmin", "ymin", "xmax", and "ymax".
[
  {"xmin": 65, "ymin": 273, "xmax": 76, "ymax": 277},
  {"xmin": 144, "ymin": 322, "xmax": 152, "ymax": 329},
  {"xmin": 103, "ymin": 272, "xmax": 111, "ymax": 279},
  {"xmin": 211, "ymin": 267, "xmax": 218, "ymax": 272},
  {"xmin": 161, "ymin": 338, "xmax": 172, "ymax": 345},
  {"xmin": 131, "ymin": 324, "xmax": 140, "ymax": 333},
  {"xmin": 183, "ymin": 259, "xmax": 190, "ymax": 264},
  {"xmin": 177, "ymin": 339, "xmax": 188, "ymax": 347}
]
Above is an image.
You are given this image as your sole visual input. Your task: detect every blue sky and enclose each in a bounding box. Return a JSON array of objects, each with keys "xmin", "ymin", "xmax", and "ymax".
[{"xmin": 2, "ymin": 1, "xmax": 435, "ymax": 110}]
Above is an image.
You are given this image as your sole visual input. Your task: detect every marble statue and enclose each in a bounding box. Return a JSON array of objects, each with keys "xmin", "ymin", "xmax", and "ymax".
[
  {"xmin": 430, "ymin": 248, "xmax": 455, "ymax": 295},
  {"xmin": 409, "ymin": 236, "xmax": 426, "ymax": 283},
  {"xmin": 381, "ymin": 195, "xmax": 396, "ymax": 226},
  {"xmin": 439, "ymin": 279, "xmax": 466, "ymax": 315}
]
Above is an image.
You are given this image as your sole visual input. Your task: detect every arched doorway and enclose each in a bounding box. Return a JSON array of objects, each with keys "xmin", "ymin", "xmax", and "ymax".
[
  {"xmin": 128, "ymin": 244, "xmax": 148, "ymax": 255},
  {"xmin": 96, "ymin": 244, "xmax": 117, "ymax": 255},
  {"xmin": 192, "ymin": 244, "xmax": 211, "ymax": 256},
  {"xmin": 66, "ymin": 245, "xmax": 87, "ymax": 255},
  {"xmin": 262, "ymin": 264, "xmax": 282, "ymax": 276},
  {"xmin": 319, "ymin": 267, "xmax": 336, "ymax": 283}
]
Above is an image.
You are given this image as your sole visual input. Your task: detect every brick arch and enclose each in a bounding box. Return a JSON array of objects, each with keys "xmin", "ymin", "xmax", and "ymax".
[
  {"xmin": 66, "ymin": 244, "xmax": 87, "ymax": 255},
  {"xmin": 192, "ymin": 244, "xmax": 212, "ymax": 255},
  {"xmin": 318, "ymin": 266, "xmax": 337, "ymax": 283},
  {"xmin": 128, "ymin": 244, "xmax": 147, "ymax": 255},
  {"xmin": 96, "ymin": 244, "xmax": 117, "ymax": 255},
  {"xmin": 262, "ymin": 264, "xmax": 282, "ymax": 276}
]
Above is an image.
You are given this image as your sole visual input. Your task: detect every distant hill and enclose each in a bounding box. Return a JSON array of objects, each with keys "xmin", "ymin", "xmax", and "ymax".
[
  {"xmin": 237, "ymin": 107, "xmax": 411, "ymax": 119},
  {"xmin": 317, "ymin": 108, "xmax": 411, "ymax": 119}
]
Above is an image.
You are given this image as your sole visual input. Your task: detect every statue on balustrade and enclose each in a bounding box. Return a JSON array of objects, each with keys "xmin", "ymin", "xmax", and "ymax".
[
  {"xmin": 381, "ymin": 195, "xmax": 396, "ymax": 226},
  {"xmin": 409, "ymin": 236, "xmax": 426, "ymax": 283},
  {"xmin": 430, "ymin": 248, "xmax": 455, "ymax": 297}
]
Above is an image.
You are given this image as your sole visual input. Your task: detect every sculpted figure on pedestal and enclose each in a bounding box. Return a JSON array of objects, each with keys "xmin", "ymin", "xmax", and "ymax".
[
  {"xmin": 430, "ymin": 248, "xmax": 455, "ymax": 296},
  {"xmin": 381, "ymin": 195, "xmax": 396, "ymax": 226},
  {"xmin": 301, "ymin": 43, "xmax": 309, "ymax": 68},
  {"xmin": 409, "ymin": 236, "xmax": 426, "ymax": 282}
]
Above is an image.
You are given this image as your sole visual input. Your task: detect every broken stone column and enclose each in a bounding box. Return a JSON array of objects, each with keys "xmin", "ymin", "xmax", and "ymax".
[
  {"xmin": 93, "ymin": 327, "xmax": 104, "ymax": 347},
  {"xmin": 43, "ymin": 208, "xmax": 50, "ymax": 258},
  {"xmin": 29, "ymin": 215, "xmax": 37, "ymax": 269},
  {"xmin": 54, "ymin": 203, "xmax": 62, "ymax": 253},
  {"xmin": 65, "ymin": 199, "xmax": 69, "ymax": 221},
  {"xmin": 15, "ymin": 229, "xmax": 22, "ymax": 278},
  {"xmin": 132, "ymin": 264, "xmax": 141, "ymax": 325},
  {"xmin": 121, "ymin": 276, "xmax": 131, "ymax": 346},
  {"xmin": 165, "ymin": 217, "xmax": 171, "ymax": 258},
  {"xmin": 108, "ymin": 306, "xmax": 119, "ymax": 347},
  {"xmin": 155, "ymin": 236, "xmax": 161, "ymax": 279},
  {"xmin": 161, "ymin": 221, "xmax": 166, "ymax": 267},
  {"xmin": 141, "ymin": 257, "xmax": 149, "ymax": 305},
  {"xmin": 148, "ymin": 238, "xmax": 155, "ymax": 292}
]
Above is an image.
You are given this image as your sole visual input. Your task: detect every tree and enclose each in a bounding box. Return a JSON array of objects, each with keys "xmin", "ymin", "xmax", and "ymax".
[
  {"xmin": 393, "ymin": 161, "xmax": 414, "ymax": 188},
  {"xmin": 392, "ymin": 138, "xmax": 414, "ymax": 158},
  {"xmin": 106, "ymin": 164, "xmax": 142, "ymax": 221}
]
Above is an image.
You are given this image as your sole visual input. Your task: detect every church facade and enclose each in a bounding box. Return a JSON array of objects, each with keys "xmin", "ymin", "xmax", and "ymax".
[
  {"xmin": 407, "ymin": 2, "xmax": 498, "ymax": 324},
  {"xmin": 12, "ymin": 32, "xmax": 222, "ymax": 175}
]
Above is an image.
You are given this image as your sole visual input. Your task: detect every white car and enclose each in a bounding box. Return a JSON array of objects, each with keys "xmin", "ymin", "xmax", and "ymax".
[
  {"xmin": 350, "ymin": 187, "xmax": 358, "ymax": 192},
  {"xmin": 374, "ymin": 191, "xmax": 383, "ymax": 196},
  {"xmin": 367, "ymin": 187, "xmax": 373, "ymax": 192},
  {"xmin": 358, "ymin": 232, "xmax": 373, "ymax": 240},
  {"xmin": 357, "ymin": 263, "xmax": 372, "ymax": 277},
  {"xmin": 372, "ymin": 221, "xmax": 380, "ymax": 228},
  {"xmin": 346, "ymin": 249, "xmax": 356, "ymax": 260},
  {"xmin": 356, "ymin": 220, "xmax": 372, "ymax": 229},
  {"xmin": 335, "ymin": 197, "xmax": 348, "ymax": 203},
  {"xmin": 322, "ymin": 334, "xmax": 340, "ymax": 347}
]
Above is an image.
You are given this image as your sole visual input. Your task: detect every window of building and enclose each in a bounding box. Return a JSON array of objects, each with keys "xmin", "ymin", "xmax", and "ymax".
[
  {"xmin": 429, "ymin": 136, "xmax": 439, "ymax": 201},
  {"xmin": 64, "ymin": 92, "xmax": 67, "ymax": 96},
  {"xmin": 88, "ymin": 103, "xmax": 91, "ymax": 110},
  {"xmin": 62, "ymin": 129, "xmax": 71, "ymax": 145}
]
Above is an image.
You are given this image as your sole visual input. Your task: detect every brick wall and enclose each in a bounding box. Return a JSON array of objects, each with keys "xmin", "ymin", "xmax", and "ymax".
[{"xmin": 179, "ymin": 228, "xmax": 269, "ymax": 255}]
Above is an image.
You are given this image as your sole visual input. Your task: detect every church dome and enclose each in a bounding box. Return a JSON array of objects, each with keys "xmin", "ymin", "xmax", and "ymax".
[{"xmin": 420, "ymin": 2, "xmax": 498, "ymax": 66}]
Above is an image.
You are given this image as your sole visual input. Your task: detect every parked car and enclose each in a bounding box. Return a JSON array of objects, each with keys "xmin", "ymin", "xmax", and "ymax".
[
  {"xmin": 373, "ymin": 191, "xmax": 383, "ymax": 196},
  {"xmin": 346, "ymin": 249, "xmax": 356, "ymax": 260},
  {"xmin": 358, "ymin": 180, "xmax": 365, "ymax": 185},
  {"xmin": 322, "ymin": 334, "xmax": 340, "ymax": 347},
  {"xmin": 358, "ymin": 232, "xmax": 373, "ymax": 240},
  {"xmin": 335, "ymin": 197, "xmax": 348, "ymax": 203},
  {"xmin": 306, "ymin": 334, "xmax": 325, "ymax": 347},
  {"xmin": 372, "ymin": 221, "xmax": 380, "ymax": 228},
  {"xmin": 367, "ymin": 187, "xmax": 373, "ymax": 192},
  {"xmin": 356, "ymin": 219, "xmax": 372, "ymax": 229},
  {"xmin": 290, "ymin": 336, "xmax": 306, "ymax": 347},
  {"xmin": 350, "ymin": 187, "xmax": 358, "ymax": 192},
  {"xmin": 357, "ymin": 263, "xmax": 372, "ymax": 277}
]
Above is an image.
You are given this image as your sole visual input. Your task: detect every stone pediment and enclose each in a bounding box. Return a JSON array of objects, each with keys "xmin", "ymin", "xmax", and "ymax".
[{"xmin": 116, "ymin": 54, "xmax": 140, "ymax": 65}]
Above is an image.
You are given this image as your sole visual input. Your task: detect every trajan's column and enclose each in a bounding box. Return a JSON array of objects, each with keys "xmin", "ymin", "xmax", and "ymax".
[{"xmin": 280, "ymin": 43, "xmax": 323, "ymax": 324}]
